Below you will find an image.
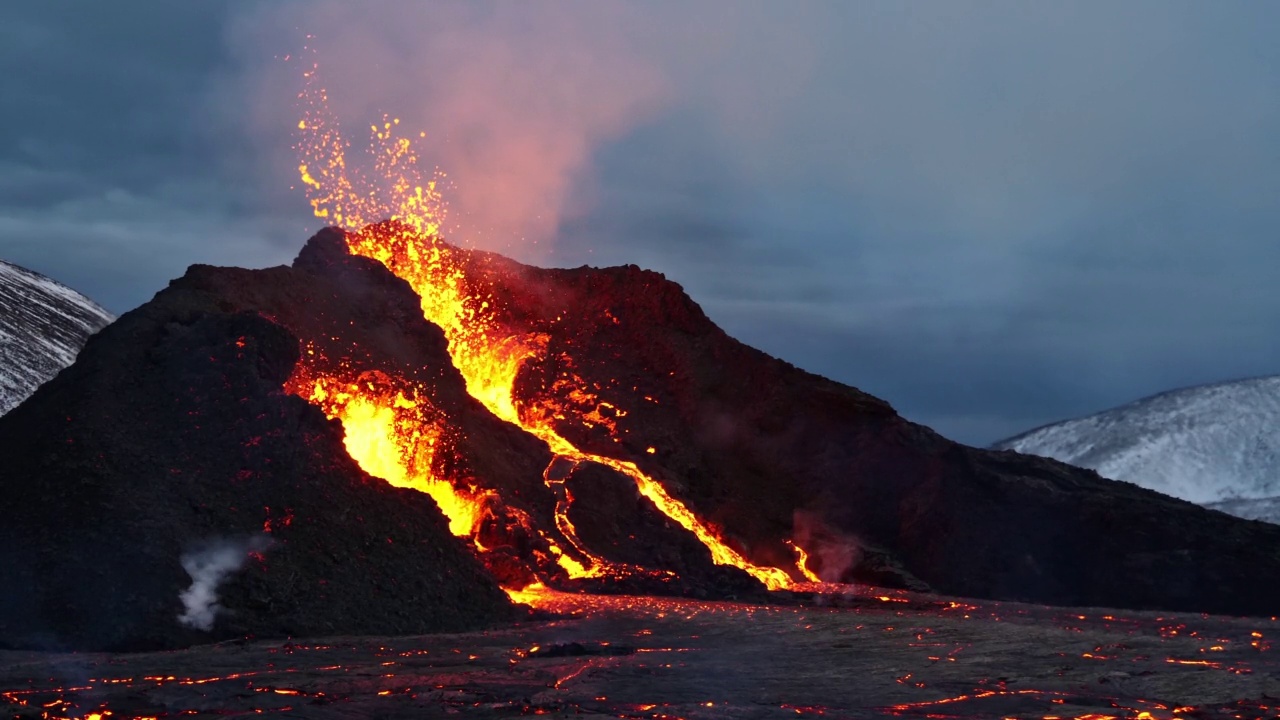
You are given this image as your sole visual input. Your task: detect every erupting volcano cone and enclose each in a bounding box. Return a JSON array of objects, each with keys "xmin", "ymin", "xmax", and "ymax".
[{"xmin": 3, "ymin": 224, "xmax": 1280, "ymax": 652}]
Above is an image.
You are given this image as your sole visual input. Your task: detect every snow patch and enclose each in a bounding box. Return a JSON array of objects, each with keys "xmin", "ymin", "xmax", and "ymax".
[
  {"xmin": 0, "ymin": 259, "xmax": 113, "ymax": 415},
  {"xmin": 995, "ymin": 375, "xmax": 1280, "ymax": 519}
]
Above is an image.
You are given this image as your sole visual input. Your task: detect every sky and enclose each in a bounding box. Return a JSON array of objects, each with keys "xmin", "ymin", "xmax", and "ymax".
[{"xmin": 1, "ymin": 1, "xmax": 1278, "ymax": 446}]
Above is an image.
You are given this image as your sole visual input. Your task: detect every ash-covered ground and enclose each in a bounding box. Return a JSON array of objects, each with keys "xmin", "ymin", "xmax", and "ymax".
[{"xmin": 3, "ymin": 586, "xmax": 1276, "ymax": 720}]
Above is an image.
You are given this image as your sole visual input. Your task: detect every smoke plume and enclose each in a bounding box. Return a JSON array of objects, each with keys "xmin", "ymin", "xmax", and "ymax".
[
  {"xmin": 223, "ymin": 0, "xmax": 667, "ymax": 256},
  {"xmin": 177, "ymin": 535, "xmax": 274, "ymax": 632}
]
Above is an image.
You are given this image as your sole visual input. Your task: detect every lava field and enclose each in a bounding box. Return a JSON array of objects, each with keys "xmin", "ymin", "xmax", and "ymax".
[{"xmin": 3, "ymin": 585, "xmax": 1277, "ymax": 719}]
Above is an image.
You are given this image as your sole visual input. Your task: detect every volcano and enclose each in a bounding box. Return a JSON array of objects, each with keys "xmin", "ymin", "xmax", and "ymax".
[{"xmin": 3, "ymin": 225, "xmax": 1280, "ymax": 651}]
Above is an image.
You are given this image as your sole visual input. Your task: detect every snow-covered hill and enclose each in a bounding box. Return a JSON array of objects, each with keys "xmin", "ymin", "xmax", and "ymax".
[
  {"xmin": 993, "ymin": 376, "xmax": 1280, "ymax": 513},
  {"xmin": 1, "ymin": 260, "xmax": 114, "ymax": 415}
]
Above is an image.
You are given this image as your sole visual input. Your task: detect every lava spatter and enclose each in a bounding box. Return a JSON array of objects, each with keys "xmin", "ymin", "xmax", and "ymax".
[{"xmin": 292, "ymin": 63, "xmax": 810, "ymax": 591}]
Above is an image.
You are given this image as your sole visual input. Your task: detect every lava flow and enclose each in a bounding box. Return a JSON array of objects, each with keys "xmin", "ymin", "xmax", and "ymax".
[
  {"xmin": 291, "ymin": 64, "xmax": 804, "ymax": 592},
  {"xmin": 283, "ymin": 359, "xmax": 489, "ymax": 538}
]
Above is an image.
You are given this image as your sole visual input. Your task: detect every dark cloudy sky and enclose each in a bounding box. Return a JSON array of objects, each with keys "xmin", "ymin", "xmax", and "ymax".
[{"xmin": 2, "ymin": 1, "xmax": 1278, "ymax": 446}]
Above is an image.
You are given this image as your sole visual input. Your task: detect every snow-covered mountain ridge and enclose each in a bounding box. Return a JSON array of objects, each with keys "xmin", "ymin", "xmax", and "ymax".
[
  {"xmin": 993, "ymin": 375, "xmax": 1280, "ymax": 514},
  {"xmin": 1, "ymin": 259, "xmax": 114, "ymax": 415}
]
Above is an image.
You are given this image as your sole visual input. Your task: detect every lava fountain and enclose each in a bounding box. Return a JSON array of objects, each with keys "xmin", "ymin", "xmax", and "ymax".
[{"xmin": 290, "ymin": 64, "xmax": 804, "ymax": 591}]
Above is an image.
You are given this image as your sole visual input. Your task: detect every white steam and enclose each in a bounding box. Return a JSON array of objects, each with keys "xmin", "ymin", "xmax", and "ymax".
[{"xmin": 177, "ymin": 535, "xmax": 274, "ymax": 632}]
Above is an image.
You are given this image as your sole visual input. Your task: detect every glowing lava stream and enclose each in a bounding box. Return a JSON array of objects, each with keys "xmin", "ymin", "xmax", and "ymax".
[
  {"xmin": 786, "ymin": 541, "xmax": 822, "ymax": 584},
  {"xmin": 286, "ymin": 366, "xmax": 491, "ymax": 539},
  {"xmin": 293, "ymin": 64, "xmax": 801, "ymax": 590}
]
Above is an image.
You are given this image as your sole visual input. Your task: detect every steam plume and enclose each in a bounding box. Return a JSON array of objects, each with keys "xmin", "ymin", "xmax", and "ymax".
[{"xmin": 177, "ymin": 535, "xmax": 273, "ymax": 631}]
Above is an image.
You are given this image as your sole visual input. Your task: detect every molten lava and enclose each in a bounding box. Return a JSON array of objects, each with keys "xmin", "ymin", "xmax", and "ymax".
[
  {"xmin": 292, "ymin": 64, "xmax": 805, "ymax": 591},
  {"xmin": 284, "ymin": 361, "xmax": 488, "ymax": 538},
  {"xmin": 787, "ymin": 540, "xmax": 822, "ymax": 584}
]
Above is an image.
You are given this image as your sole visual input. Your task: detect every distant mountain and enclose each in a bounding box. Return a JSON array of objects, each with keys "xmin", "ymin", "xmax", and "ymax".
[
  {"xmin": 994, "ymin": 376, "xmax": 1280, "ymax": 515},
  {"xmin": 0, "ymin": 260, "xmax": 114, "ymax": 415}
]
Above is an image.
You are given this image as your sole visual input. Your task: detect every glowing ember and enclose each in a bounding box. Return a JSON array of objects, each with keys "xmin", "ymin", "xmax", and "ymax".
[{"xmin": 292, "ymin": 64, "xmax": 808, "ymax": 590}]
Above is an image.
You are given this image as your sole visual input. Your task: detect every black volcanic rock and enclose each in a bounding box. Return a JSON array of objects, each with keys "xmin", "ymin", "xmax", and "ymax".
[
  {"xmin": 0, "ymin": 237, "xmax": 518, "ymax": 651},
  {"xmin": 439, "ymin": 238, "xmax": 1280, "ymax": 616}
]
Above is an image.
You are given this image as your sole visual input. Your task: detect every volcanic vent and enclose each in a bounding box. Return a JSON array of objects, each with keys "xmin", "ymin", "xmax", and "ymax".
[{"xmin": 202, "ymin": 228, "xmax": 773, "ymax": 600}]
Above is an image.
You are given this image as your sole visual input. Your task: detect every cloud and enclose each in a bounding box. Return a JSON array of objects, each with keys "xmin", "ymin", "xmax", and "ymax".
[{"xmin": 0, "ymin": 181, "xmax": 299, "ymax": 312}]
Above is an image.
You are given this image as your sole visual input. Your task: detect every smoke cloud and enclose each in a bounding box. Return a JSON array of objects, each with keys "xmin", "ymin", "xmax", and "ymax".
[
  {"xmin": 177, "ymin": 535, "xmax": 274, "ymax": 632},
  {"xmin": 223, "ymin": 0, "xmax": 668, "ymax": 256}
]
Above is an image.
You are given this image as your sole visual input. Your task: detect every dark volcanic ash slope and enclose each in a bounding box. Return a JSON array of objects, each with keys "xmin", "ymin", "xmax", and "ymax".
[
  {"xmin": 439, "ymin": 240, "xmax": 1280, "ymax": 617},
  {"xmin": 0, "ymin": 237, "xmax": 517, "ymax": 652},
  {"xmin": 0, "ymin": 259, "xmax": 113, "ymax": 415}
]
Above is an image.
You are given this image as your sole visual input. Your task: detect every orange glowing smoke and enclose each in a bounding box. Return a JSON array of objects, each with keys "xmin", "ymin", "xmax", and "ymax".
[{"xmin": 293, "ymin": 64, "xmax": 807, "ymax": 590}]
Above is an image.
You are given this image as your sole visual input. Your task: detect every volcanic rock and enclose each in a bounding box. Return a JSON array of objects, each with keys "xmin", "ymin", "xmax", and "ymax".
[
  {"xmin": 0, "ymin": 240, "xmax": 518, "ymax": 651},
  {"xmin": 7, "ymin": 223, "xmax": 1280, "ymax": 640},
  {"xmin": 0, "ymin": 259, "xmax": 113, "ymax": 415},
  {"xmin": 438, "ymin": 237, "xmax": 1280, "ymax": 616}
]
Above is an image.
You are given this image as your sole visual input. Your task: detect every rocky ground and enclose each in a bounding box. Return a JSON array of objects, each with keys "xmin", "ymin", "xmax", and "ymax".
[{"xmin": 3, "ymin": 586, "xmax": 1277, "ymax": 719}]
